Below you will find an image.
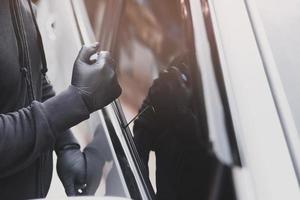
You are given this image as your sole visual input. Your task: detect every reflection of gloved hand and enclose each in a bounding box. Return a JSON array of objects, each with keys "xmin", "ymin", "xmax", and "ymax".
[
  {"xmin": 134, "ymin": 66, "xmax": 193, "ymax": 148},
  {"xmin": 133, "ymin": 66, "xmax": 199, "ymax": 162},
  {"xmin": 148, "ymin": 66, "xmax": 192, "ymax": 121},
  {"xmin": 56, "ymin": 146, "xmax": 86, "ymax": 196},
  {"xmin": 71, "ymin": 43, "xmax": 122, "ymax": 113}
]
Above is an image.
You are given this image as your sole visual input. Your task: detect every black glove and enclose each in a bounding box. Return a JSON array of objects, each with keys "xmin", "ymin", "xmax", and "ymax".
[
  {"xmin": 56, "ymin": 145, "xmax": 86, "ymax": 196},
  {"xmin": 71, "ymin": 43, "xmax": 122, "ymax": 113},
  {"xmin": 148, "ymin": 66, "xmax": 192, "ymax": 121},
  {"xmin": 133, "ymin": 66, "xmax": 194, "ymax": 151},
  {"xmin": 56, "ymin": 128, "xmax": 107, "ymax": 196}
]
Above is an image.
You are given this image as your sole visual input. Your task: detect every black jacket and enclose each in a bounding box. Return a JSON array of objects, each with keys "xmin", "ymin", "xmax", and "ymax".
[{"xmin": 0, "ymin": 0, "xmax": 89, "ymax": 199}]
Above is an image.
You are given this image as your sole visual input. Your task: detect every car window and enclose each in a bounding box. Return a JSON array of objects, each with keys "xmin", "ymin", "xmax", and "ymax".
[{"xmin": 84, "ymin": 0, "xmax": 239, "ymax": 199}]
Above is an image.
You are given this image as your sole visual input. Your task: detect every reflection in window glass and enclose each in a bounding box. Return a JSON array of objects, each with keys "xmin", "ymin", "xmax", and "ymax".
[
  {"xmin": 255, "ymin": 0, "xmax": 300, "ymax": 133},
  {"xmin": 85, "ymin": 0, "xmax": 237, "ymax": 199},
  {"xmin": 116, "ymin": 0, "xmax": 192, "ymax": 121}
]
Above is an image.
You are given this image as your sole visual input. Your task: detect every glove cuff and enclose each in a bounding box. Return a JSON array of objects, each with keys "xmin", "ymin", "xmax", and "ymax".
[
  {"xmin": 55, "ymin": 130, "xmax": 80, "ymax": 154},
  {"xmin": 42, "ymin": 86, "xmax": 90, "ymax": 136}
]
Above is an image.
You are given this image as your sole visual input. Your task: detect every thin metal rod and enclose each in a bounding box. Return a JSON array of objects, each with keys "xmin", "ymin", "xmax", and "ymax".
[{"xmin": 123, "ymin": 105, "xmax": 151, "ymax": 129}]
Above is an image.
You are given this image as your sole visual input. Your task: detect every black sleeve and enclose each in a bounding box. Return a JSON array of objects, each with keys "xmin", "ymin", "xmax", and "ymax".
[
  {"xmin": 133, "ymin": 122, "xmax": 151, "ymax": 172},
  {"xmin": 133, "ymin": 102, "xmax": 160, "ymax": 173},
  {"xmin": 0, "ymin": 83, "xmax": 89, "ymax": 178},
  {"xmin": 133, "ymin": 100, "xmax": 205, "ymax": 172},
  {"xmin": 41, "ymin": 76, "xmax": 80, "ymax": 153},
  {"xmin": 41, "ymin": 75, "xmax": 55, "ymax": 102}
]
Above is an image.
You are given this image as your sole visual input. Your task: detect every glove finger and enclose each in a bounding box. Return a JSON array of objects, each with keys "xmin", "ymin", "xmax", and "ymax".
[
  {"xmin": 110, "ymin": 75, "xmax": 122, "ymax": 97},
  {"xmin": 96, "ymin": 51, "xmax": 116, "ymax": 78},
  {"xmin": 149, "ymin": 82, "xmax": 164, "ymax": 102},
  {"xmin": 97, "ymin": 51, "xmax": 115, "ymax": 68},
  {"xmin": 74, "ymin": 152, "xmax": 87, "ymax": 196},
  {"xmin": 64, "ymin": 182, "xmax": 76, "ymax": 196},
  {"xmin": 150, "ymin": 79, "xmax": 163, "ymax": 94},
  {"xmin": 75, "ymin": 183, "xmax": 87, "ymax": 196},
  {"xmin": 78, "ymin": 43, "xmax": 100, "ymax": 63},
  {"xmin": 178, "ymin": 62, "xmax": 192, "ymax": 84},
  {"xmin": 168, "ymin": 66, "xmax": 188, "ymax": 85},
  {"xmin": 152, "ymin": 76, "xmax": 168, "ymax": 91},
  {"xmin": 97, "ymin": 51, "xmax": 112, "ymax": 62},
  {"xmin": 167, "ymin": 67, "xmax": 191, "ymax": 94},
  {"xmin": 157, "ymin": 69, "xmax": 170, "ymax": 81},
  {"xmin": 155, "ymin": 70, "xmax": 179, "ymax": 95},
  {"xmin": 156, "ymin": 68, "xmax": 183, "ymax": 92}
]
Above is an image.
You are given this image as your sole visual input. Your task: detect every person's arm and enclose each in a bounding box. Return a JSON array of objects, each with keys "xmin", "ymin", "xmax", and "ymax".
[
  {"xmin": 133, "ymin": 100, "xmax": 160, "ymax": 173},
  {"xmin": 0, "ymin": 44, "xmax": 121, "ymax": 178},
  {"xmin": 41, "ymin": 76, "xmax": 107, "ymax": 196},
  {"xmin": 41, "ymin": 75, "xmax": 87, "ymax": 196},
  {"xmin": 133, "ymin": 66, "xmax": 196, "ymax": 172},
  {"xmin": 133, "ymin": 129, "xmax": 151, "ymax": 174},
  {"xmin": 41, "ymin": 75, "xmax": 80, "ymax": 152},
  {"xmin": 0, "ymin": 86, "xmax": 89, "ymax": 178}
]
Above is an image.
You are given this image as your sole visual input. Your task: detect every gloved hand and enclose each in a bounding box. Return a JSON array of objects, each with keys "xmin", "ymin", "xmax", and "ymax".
[
  {"xmin": 71, "ymin": 43, "xmax": 122, "ymax": 113},
  {"xmin": 147, "ymin": 66, "xmax": 192, "ymax": 121},
  {"xmin": 56, "ymin": 131, "xmax": 107, "ymax": 196},
  {"xmin": 133, "ymin": 66, "xmax": 194, "ymax": 151},
  {"xmin": 56, "ymin": 146, "xmax": 86, "ymax": 196}
]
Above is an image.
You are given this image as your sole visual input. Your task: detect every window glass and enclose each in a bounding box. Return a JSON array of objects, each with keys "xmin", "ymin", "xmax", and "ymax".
[
  {"xmin": 255, "ymin": 0, "xmax": 300, "ymax": 133},
  {"xmin": 85, "ymin": 0, "xmax": 237, "ymax": 199}
]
